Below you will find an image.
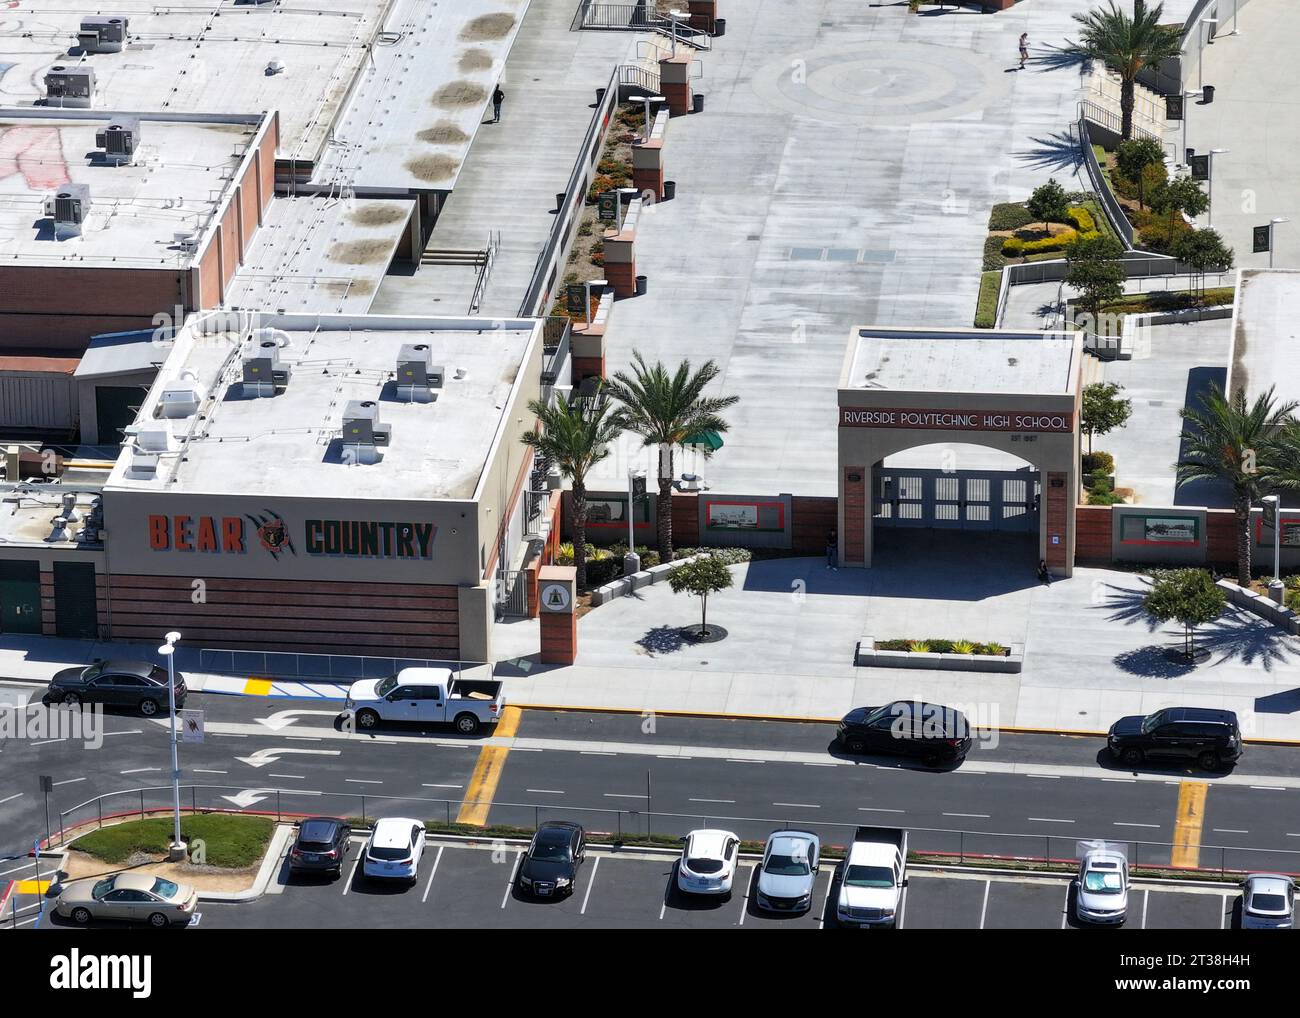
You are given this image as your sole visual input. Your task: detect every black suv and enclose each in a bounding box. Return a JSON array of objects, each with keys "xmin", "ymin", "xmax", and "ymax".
[
  {"xmin": 1107, "ymin": 707, "xmax": 1243, "ymax": 770},
  {"xmin": 836, "ymin": 700, "xmax": 973, "ymax": 766},
  {"xmin": 47, "ymin": 659, "xmax": 187, "ymax": 717},
  {"xmin": 289, "ymin": 817, "xmax": 352, "ymax": 877},
  {"xmin": 517, "ymin": 821, "xmax": 586, "ymax": 898}
]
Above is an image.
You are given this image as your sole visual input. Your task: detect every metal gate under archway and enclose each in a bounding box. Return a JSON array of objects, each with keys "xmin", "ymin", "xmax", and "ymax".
[{"xmin": 873, "ymin": 468, "xmax": 1040, "ymax": 532}]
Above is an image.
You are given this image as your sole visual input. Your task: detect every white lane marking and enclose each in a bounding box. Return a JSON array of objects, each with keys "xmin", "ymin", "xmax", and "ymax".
[
  {"xmin": 0, "ymin": 793, "xmax": 22, "ymax": 806},
  {"xmin": 501, "ymin": 851, "xmax": 522, "ymax": 910},
  {"xmin": 1102, "ymin": 778, "xmax": 1136, "ymax": 784},
  {"xmin": 817, "ymin": 868, "xmax": 834, "ymax": 929},
  {"xmin": 658, "ymin": 755, "xmax": 691, "ymax": 760},
  {"xmin": 1221, "ymin": 894, "xmax": 1228, "ymax": 929},
  {"xmin": 345, "ymin": 779, "xmax": 383, "ymax": 785},
  {"xmin": 580, "ymin": 856, "xmax": 600, "ymax": 915},
  {"xmin": 659, "ymin": 872, "xmax": 670, "ymax": 921},
  {"xmin": 421, "ymin": 846, "xmax": 444, "ymax": 904},
  {"xmin": 773, "ymin": 802, "xmax": 819, "ymax": 809},
  {"xmin": 1027, "ymin": 774, "xmax": 1060, "ymax": 780},
  {"xmin": 1114, "ymin": 822, "xmax": 1160, "ymax": 828},
  {"xmin": 1061, "ymin": 885, "xmax": 1071, "ymax": 929},
  {"xmin": 284, "ymin": 736, "xmax": 322, "ymax": 742},
  {"xmin": 52, "ymin": 777, "xmax": 85, "ymax": 786},
  {"xmin": 268, "ymin": 774, "xmax": 305, "ymax": 780},
  {"xmin": 1141, "ymin": 889, "xmax": 1149, "ymax": 929},
  {"xmin": 802, "ymin": 762, "xmax": 836, "ymax": 768},
  {"xmin": 101, "ymin": 730, "xmax": 143, "ymax": 737},
  {"xmin": 689, "ymin": 798, "xmax": 735, "ymax": 804},
  {"xmin": 422, "ymin": 784, "xmax": 463, "ymax": 790},
  {"xmin": 1212, "ymin": 828, "xmax": 1248, "ymax": 834},
  {"xmin": 1029, "ymin": 817, "xmax": 1075, "ymax": 824},
  {"xmin": 979, "ymin": 880, "xmax": 991, "ymax": 929},
  {"xmin": 897, "ymin": 883, "xmax": 907, "ymax": 930},
  {"xmin": 858, "ymin": 807, "xmax": 904, "ymax": 813},
  {"xmin": 192, "ymin": 769, "xmax": 227, "ymax": 775},
  {"xmin": 736, "ymin": 864, "xmax": 756, "ymax": 926},
  {"xmin": 603, "ymin": 793, "xmax": 647, "ymax": 799},
  {"xmin": 526, "ymin": 789, "xmax": 565, "ymax": 795},
  {"xmin": 211, "ymin": 733, "xmax": 248, "ymax": 738},
  {"xmin": 726, "ymin": 759, "xmax": 761, "ymax": 764},
  {"xmin": 1250, "ymin": 786, "xmax": 1285, "ymax": 791},
  {"xmin": 119, "ymin": 768, "xmax": 161, "ymax": 775},
  {"xmin": 341, "ymin": 848, "xmax": 363, "ymax": 897},
  {"xmin": 581, "ymin": 751, "xmax": 616, "ymax": 757},
  {"xmin": 944, "ymin": 812, "xmax": 990, "ymax": 819},
  {"xmin": 30, "ymin": 739, "xmax": 66, "ymax": 747}
]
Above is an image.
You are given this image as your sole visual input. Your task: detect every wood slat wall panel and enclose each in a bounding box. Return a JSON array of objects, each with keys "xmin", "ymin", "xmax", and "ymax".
[
  {"xmin": 101, "ymin": 588, "xmax": 459, "ymax": 613},
  {"xmin": 108, "ymin": 627, "xmax": 457, "ymax": 654},
  {"xmin": 104, "ymin": 599, "xmax": 458, "ymax": 624},
  {"xmin": 108, "ymin": 610, "xmax": 459, "ymax": 638},
  {"xmin": 104, "ymin": 574, "xmax": 458, "ymax": 598}
]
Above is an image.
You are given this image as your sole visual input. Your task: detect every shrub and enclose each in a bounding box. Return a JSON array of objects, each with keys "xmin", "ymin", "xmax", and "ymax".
[
  {"xmin": 988, "ymin": 202, "xmax": 1036, "ymax": 231},
  {"xmin": 979, "ymin": 642, "xmax": 1007, "ymax": 656},
  {"xmin": 578, "ymin": 220, "xmax": 594, "ymax": 237},
  {"xmin": 975, "ymin": 270, "xmax": 1001, "ymax": 328},
  {"xmin": 590, "ymin": 251, "xmax": 605, "ymax": 267},
  {"xmin": 1067, "ymin": 205, "xmax": 1096, "ymax": 233},
  {"xmin": 908, "ymin": 641, "xmax": 931, "ymax": 653},
  {"xmin": 674, "ymin": 546, "xmax": 752, "ymax": 565},
  {"xmin": 587, "ymin": 175, "xmax": 617, "ymax": 201},
  {"xmin": 556, "ymin": 542, "xmax": 596, "ymax": 566},
  {"xmin": 1082, "ymin": 451, "xmax": 1115, "ymax": 474},
  {"xmin": 926, "ymin": 638, "xmax": 954, "ymax": 653},
  {"xmin": 1002, "ymin": 228, "xmax": 1093, "ymax": 257},
  {"xmin": 983, "ymin": 234, "xmax": 1008, "ymax": 272},
  {"xmin": 1087, "ymin": 477, "xmax": 1125, "ymax": 505},
  {"xmin": 1284, "ymin": 575, "xmax": 1300, "ymax": 591},
  {"xmin": 585, "ymin": 556, "xmax": 621, "ymax": 587},
  {"xmin": 951, "ymin": 640, "xmax": 976, "ymax": 655},
  {"xmin": 1287, "ymin": 589, "xmax": 1300, "ymax": 613}
]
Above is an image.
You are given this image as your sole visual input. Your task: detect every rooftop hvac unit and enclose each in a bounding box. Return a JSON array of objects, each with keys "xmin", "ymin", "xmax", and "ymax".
[
  {"xmin": 395, "ymin": 343, "xmax": 443, "ymax": 401},
  {"xmin": 60, "ymin": 492, "xmax": 82, "ymax": 523},
  {"xmin": 44, "ymin": 183, "xmax": 91, "ymax": 240},
  {"xmin": 135, "ymin": 420, "xmax": 176, "ymax": 453},
  {"xmin": 78, "ymin": 16, "xmax": 130, "ymax": 54},
  {"xmin": 44, "ymin": 65, "xmax": 95, "ymax": 108},
  {"xmin": 158, "ymin": 372, "xmax": 206, "ymax": 418},
  {"xmin": 341, "ymin": 400, "xmax": 392, "ymax": 447},
  {"xmin": 241, "ymin": 330, "xmax": 291, "ymax": 396},
  {"xmin": 127, "ymin": 450, "xmax": 159, "ymax": 479},
  {"xmin": 95, "ymin": 117, "xmax": 140, "ymax": 165}
]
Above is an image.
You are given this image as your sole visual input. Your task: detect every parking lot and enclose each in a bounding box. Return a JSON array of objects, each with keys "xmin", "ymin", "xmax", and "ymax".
[{"xmin": 26, "ymin": 836, "xmax": 1271, "ymax": 932}]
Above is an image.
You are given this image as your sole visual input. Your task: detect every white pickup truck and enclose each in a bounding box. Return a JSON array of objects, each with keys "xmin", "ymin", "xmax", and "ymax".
[
  {"xmin": 343, "ymin": 667, "xmax": 505, "ymax": 734},
  {"xmin": 836, "ymin": 826, "xmax": 908, "ymax": 928}
]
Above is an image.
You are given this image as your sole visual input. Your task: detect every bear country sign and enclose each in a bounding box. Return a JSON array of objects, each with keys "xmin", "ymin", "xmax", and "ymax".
[{"xmin": 146, "ymin": 512, "xmax": 437, "ymax": 561}]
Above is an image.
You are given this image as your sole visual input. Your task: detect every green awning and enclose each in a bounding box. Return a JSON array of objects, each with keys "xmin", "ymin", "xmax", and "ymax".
[{"xmin": 684, "ymin": 430, "xmax": 723, "ymax": 452}]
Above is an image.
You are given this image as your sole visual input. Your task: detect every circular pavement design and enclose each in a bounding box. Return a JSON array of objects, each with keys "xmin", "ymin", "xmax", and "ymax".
[{"xmin": 751, "ymin": 41, "xmax": 1013, "ymax": 125}]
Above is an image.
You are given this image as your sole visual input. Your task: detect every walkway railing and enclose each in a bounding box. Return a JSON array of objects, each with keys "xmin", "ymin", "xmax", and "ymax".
[
  {"xmin": 46, "ymin": 784, "xmax": 1300, "ymax": 880},
  {"xmin": 467, "ymin": 229, "xmax": 501, "ymax": 314},
  {"xmin": 1077, "ymin": 114, "xmax": 1136, "ymax": 248},
  {"xmin": 572, "ymin": 1, "xmax": 713, "ymax": 50}
]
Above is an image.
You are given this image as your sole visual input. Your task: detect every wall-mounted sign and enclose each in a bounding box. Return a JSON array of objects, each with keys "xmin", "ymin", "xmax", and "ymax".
[
  {"xmin": 1256, "ymin": 517, "xmax": 1300, "ymax": 548},
  {"xmin": 597, "ymin": 191, "xmax": 619, "ymax": 222},
  {"xmin": 705, "ymin": 500, "xmax": 785, "ymax": 532},
  {"xmin": 147, "ymin": 514, "xmax": 436, "ymax": 561},
  {"xmin": 1190, "ymin": 154, "xmax": 1210, "ymax": 181},
  {"xmin": 1120, "ymin": 515, "xmax": 1199, "ymax": 545},
  {"xmin": 840, "ymin": 407, "xmax": 1073, "ymax": 434},
  {"xmin": 586, "ymin": 497, "xmax": 650, "ymax": 529},
  {"xmin": 1254, "ymin": 225, "xmax": 1272, "ymax": 254},
  {"xmin": 540, "ymin": 581, "xmax": 572, "ymax": 613}
]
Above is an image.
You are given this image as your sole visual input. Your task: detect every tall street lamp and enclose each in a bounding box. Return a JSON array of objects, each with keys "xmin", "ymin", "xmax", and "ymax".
[{"xmin": 159, "ymin": 630, "xmax": 185, "ymax": 861}]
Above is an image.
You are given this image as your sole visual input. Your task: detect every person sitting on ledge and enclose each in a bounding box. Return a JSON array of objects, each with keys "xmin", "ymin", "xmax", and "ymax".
[{"xmin": 1037, "ymin": 559, "xmax": 1051, "ymax": 584}]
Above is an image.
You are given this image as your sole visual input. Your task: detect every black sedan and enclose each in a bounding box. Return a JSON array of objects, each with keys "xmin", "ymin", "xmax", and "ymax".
[
  {"xmin": 47, "ymin": 660, "xmax": 187, "ymax": 717},
  {"xmin": 836, "ymin": 700, "xmax": 973, "ymax": 766},
  {"xmin": 517, "ymin": 821, "xmax": 586, "ymax": 898},
  {"xmin": 289, "ymin": 817, "xmax": 352, "ymax": 876}
]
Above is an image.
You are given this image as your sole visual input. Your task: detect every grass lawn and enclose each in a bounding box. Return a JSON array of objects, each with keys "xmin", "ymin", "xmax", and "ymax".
[
  {"xmin": 74, "ymin": 814, "xmax": 275, "ymax": 868},
  {"xmin": 974, "ymin": 270, "xmax": 1001, "ymax": 328},
  {"xmin": 1069, "ymin": 286, "xmax": 1235, "ymax": 318}
]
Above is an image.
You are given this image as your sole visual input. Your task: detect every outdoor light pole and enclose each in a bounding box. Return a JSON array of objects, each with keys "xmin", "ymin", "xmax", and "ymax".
[
  {"xmin": 1207, "ymin": 148, "xmax": 1228, "ymax": 227},
  {"xmin": 1179, "ymin": 87, "xmax": 1207, "ymax": 169},
  {"xmin": 1270, "ymin": 217, "xmax": 1290, "ymax": 269},
  {"xmin": 1263, "ymin": 495, "xmax": 1284, "ymax": 604},
  {"xmin": 159, "ymin": 630, "xmax": 185, "ymax": 861}
]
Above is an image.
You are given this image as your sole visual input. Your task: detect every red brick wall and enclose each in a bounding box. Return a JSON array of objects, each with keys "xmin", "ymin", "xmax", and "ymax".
[
  {"xmin": 1206, "ymin": 509, "xmax": 1237, "ymax": 567},
  {"xmin": 540, "ymin": 612, "xmax": 577, "ymax": 664},
  {"xmin": 1074, "ymin": 504, "xmax": 1113, "ymax": 565},
  {"xmin": 843, "ymin": 466, "xmax": 865, "ymax": 564},
  {"xmin": 792, "ymin": 495, "xmax": 837, "ymax": 554},
  {"xmin": 1045, "ymin": 472, "xmax": 1069, "ymax": 570},
  {"xmin": 671, "ymin": 493, "xmax": 699, "ymax": 547}
]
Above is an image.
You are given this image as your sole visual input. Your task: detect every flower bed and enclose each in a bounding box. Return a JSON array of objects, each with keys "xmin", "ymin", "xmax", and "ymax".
[{"xmin": 855, "ymin": 638, "xmax": 1024, "ymax": 673}]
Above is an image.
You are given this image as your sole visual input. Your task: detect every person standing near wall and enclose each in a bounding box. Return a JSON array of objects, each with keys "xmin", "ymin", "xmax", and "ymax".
[
  {"xmin": 826, "ymin": 531, "xmax": 838, "ymax": 571},
  {"xmin": 492, "ymin": 85, "xmax": 505, "ymax": 123}
]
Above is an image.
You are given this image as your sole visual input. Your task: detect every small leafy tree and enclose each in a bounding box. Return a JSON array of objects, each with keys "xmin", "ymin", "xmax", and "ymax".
[
  {"xmin": 666, "ymin": 554, "xmax": 733, "ymax": 637},
  {"xmin": 1143, "ymin": 568, "xmax": 1227, "ymax": 659},
  {"xmin": 1150, "ymin": 175, "xmax": 1209, "ymax": 238},
  {"xmin": 1066, "ymin": 233, "xmax": 1126, "ymax": 336},
  {"xmin": 1172, "ymin": 228, "xmax": 1234, "ymax": 304},
  {"xmin": 1081, "ymin": 381, "xmax": 1133, "ymax": 455},
  {"xmin": 1115, "ymin": 137, "xmax": 1165, "ymax": 207},
  {"xmin": 1026, "ymin": 178, "xmax": 1071, "ymax": 233}
]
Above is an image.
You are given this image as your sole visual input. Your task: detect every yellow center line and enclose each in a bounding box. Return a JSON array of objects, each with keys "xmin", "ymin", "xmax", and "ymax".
[
  {"xmin": 1171, "ymin": 780, "xmax": 1209, "ymax": 869},
  {"xmin": 455, "ymin": 706, "xmax": 521, "ymax": 827}
]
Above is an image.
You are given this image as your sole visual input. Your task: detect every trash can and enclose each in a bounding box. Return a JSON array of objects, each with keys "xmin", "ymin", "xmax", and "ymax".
[
  {"xmin": 595, "ymin": 86, "xmax": 607, "ymax": 106},
  {"xmin": 1201, "ymin": 84, "xmax": 1215, "ymax": 104},
  {"xmin": 663, "ymin": 180, "xmax": 677, "ymax": 201},
  {"xmin": 635, "ymin": 275, "xmax": 648, "ymax": 296},
  {"xmin": 714, "ymin": 18, "xmax": 726, "ymax": 37},
  {"xmin": 692, "ymin": 93, "xmax": 704, "ymax": 114},
  {"xmin": 555, "ymin": 192, "xmax": 567, "ymax": 212}
]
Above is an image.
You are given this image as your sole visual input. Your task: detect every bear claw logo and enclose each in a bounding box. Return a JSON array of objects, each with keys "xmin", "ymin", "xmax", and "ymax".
[{"xmin": 246, "ymin": 510, "xmax": 295, "ymax": 559}]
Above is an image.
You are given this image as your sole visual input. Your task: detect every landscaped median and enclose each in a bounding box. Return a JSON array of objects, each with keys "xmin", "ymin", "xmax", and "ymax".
[{"xmin": 855, "ymin": 637, "xmax": 1024, "ymax": 673}]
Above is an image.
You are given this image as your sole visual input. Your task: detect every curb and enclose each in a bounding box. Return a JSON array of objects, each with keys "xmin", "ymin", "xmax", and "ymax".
[{"xmin": 199, "ymin": 824, "xmax": 294, "ymax": 904}]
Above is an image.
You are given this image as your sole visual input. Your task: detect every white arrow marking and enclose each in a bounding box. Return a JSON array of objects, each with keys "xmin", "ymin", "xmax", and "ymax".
[
  {"xmin": 255, "ymin": 709, "xmax": 342, "ymax": 732},
  {"xmin": 235, "ymin": 747, "xmax": 341, "ymax": 769},
  {"xmin": 220, "ymin": 788, "xmax": 323, "ymax": 809}
]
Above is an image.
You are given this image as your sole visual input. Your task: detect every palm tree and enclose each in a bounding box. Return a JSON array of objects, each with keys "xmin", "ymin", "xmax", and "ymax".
[
  {"xmin": 604, "ymin": 352, "xmax": 739, "ymax": 564},
  {"xmin": 1259, "ymin": 419, "xmax": 1300, "ymax": 494},
  {"xmin": 1175, "ymin": 383, "xmax": 1298, "ymax": 586},
  {"xmin": 1070, "ymin": 0, "xmax": 1182, "ymax": 140},
  {"xmin": 521, "ymin": 392, "xmax": 623, "ymax": 591}
]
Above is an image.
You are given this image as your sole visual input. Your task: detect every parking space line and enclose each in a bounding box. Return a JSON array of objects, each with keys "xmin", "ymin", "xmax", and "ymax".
[
  {"xmin": 193, "ymin": 769, "xmax": 227, "ymax": 775},
  {"xmin": 604, "ymin": 793, "xmax": 647, "ymax": 799},
  {"xmin": 119, "ymin": 767, "xmax": 160, "ymax": 775},
  {"xmin": 736, "ymin": 864, "xmax": 756, "ymax": 926},
  {"xmin": 458, "ymin": 706, "xmax": 522, "ymax": 826},
  {"xmin": 269, "ymin": 774, "xmax": 305, "ymax": 780},
  {"xmin": 1250, "ymin": 786, "xmax": 1285, "ymax": 791},
  {"xmin": 1141, "ymin": 889, "xmax": 1149, "ymax": 929},
  {"xmin": 979, "ymin": 880, "xmax": 990, "ymax": 929},
  {"xmin": 421, "ymin": 846, "xmax": 444, "ymax": 904},
  {"xmin": 580, "ymin": 856, "xmax": 600, "ymax": 915},
  {"xmin": 817, "ymin": 869, "xmax": 833, "ymax": 929},
  {"xmin": 341, "ymin": 846, "xmax": 363, "ymax": 897},
  {"xmin": 1221, "ymin": 893, "xmax": 1228, "ymax": 929},
  {"xmin": 897, "ymin": 883, "xmax": 907, "ymax": 930},
  {"xmin": 1061, "ymin": 885, "xmax": 1070, "ymax": 929},
  {"xmin": 0, "ymin": 793, "xmax": 23, "ymax": 806},
  {"xmin": 1171, "ymin": 781, "xmax": 1209, "ymax": 869},
  {"xmin": 52, "ymin": 777, "xmax": 84, "ymax": 786},
  {"xmin": 500, "ymin": 850, "xmax": 522, "ymax": 910}
]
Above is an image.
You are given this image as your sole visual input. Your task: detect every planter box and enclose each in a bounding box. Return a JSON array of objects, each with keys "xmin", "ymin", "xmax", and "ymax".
[
  {"xmin": 589, "ymin": 554, "xmax": 706, "ymax": 607},
  {"xmin": 856, "ymin": 637, "xmax": 1024, "ymax": 673},
  {"xmin": 1218, "ymin": 579, "xmax": 1300, "ymax": 635}
]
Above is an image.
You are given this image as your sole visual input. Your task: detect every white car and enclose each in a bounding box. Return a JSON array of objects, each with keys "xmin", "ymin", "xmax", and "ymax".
[
  {"xmin": 676, "ymin": 829, "xmax": 740, "ymax": 897},
  {"xmin": 1075, "ymin": 848, "xmax": 1128, "ymax": 925},
  {"xmin": 1241, "ymin": 873, "xmax": 1295, "ymax": 929},
  {"xmin": 362, "ymin": 818, "xmax": 425, "ymax": 884}
]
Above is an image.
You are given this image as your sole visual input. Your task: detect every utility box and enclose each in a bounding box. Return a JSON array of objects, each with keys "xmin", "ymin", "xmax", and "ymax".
[
  {"xmin": 78, "ymin": 16, "xmax": 130, "ymax": 53},
  {"xmin": 44, "ymin": 65, "xmax": 96, "ymax": 108},
  {"xmin": 95, "ymin": 117, "xmax": 141, "ymax": 165}
]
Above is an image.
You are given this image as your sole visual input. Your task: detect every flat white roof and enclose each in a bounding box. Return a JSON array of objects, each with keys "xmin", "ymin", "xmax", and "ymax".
[
  {"xmin": 312, "ymin": 0, "xmax": 530, "ymax": 193},
  {"xmin": 1231, "ymin": 269, "xmax": 1299, "ymax": 406},
  {"xmin": 846, "ymin": 327, "xmax": 1080, "ymax": 397},
  {"xmin": 0, "ymin": 0, "xmax": 388, "ymax": 163},
  {"xmin": 225, "ymin": 196, "xmax": 413, "ymax": 314},
  {"xmin": 0, "ymin": 111, "xmax": 258, "ymax": 268},
  {"xmin": 0, "ymin": 484, "xmax": 101, "ymax": 548},
  {"xmin": 104, "ymin": 312, "xmax": 540, "ymax": 501}
]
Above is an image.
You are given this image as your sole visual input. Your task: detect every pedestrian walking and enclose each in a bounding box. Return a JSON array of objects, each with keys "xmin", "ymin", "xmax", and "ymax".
[
  {"xmin": 1018, "ymin": 33, "xmax": 1029, "ymax": 70},
  {"xmin": 826, "ymin": 531, "xmax": 838, "ymax": 571},
  {"xmin": 492, "ymin": 85, "xmax": 505, "ymax": 123}
]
